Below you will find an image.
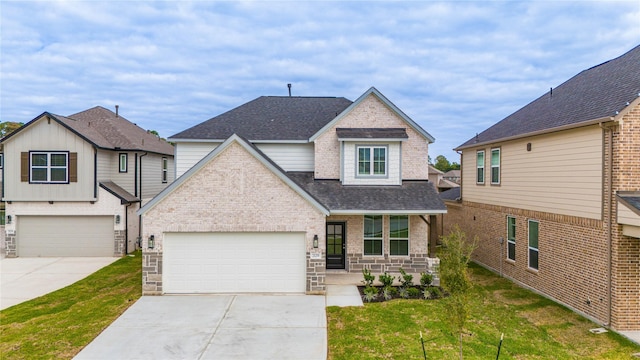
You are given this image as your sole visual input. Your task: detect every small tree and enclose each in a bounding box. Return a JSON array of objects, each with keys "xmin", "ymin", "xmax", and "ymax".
[{"xmin": 438, "ymin": 225, "xmax": 476, "ymax": 359}]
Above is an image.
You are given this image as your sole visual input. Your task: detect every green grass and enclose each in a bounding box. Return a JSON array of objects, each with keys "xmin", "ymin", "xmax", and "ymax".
[
  {"xmin": 0, "ymin": 252, "xmax": 142, "ymax": 359},
  {"xmin": 328, "ymin": 263, "xmax": 640, "ymax": 359}
]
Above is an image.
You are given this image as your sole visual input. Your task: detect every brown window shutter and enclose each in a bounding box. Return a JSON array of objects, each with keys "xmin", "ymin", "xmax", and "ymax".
[
  {"xmin": 69, "ymin": 153, "xmax": 77, "ymax": 182},
  {"xmin": 21, "ymin": 152, "xmax": 29, "ymax": 182}
]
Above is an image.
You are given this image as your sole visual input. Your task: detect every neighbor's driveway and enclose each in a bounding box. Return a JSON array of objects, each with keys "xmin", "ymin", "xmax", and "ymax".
[
  {"xmin": 0, "ymin": 256, "xmax": 119, "ymax": 310},
  {"xmin": 74, "ymin": 295, "xmax": 327, "ymax": 360}
]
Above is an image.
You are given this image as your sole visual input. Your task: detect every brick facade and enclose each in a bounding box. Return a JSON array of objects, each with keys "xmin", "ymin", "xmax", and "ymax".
[{"xmin": 447, "ymin": 101, "xmax": 640, "ymax": 331}]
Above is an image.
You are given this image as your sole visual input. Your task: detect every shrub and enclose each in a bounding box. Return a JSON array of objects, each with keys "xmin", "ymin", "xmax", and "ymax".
[
  {"xmin": 408, "ymin": 287, "xmax": 421, "ymax": 297},
  {"xmin": 362, "ymin": 286, "xmax": 378, "ymax": 302},
  {"xmin": 398, "ymin": 287, "xmax": 410, "ymax": 299},
  {"xmin": 362, "ymin": 268, "xmax": 375, "ymax": 287},
  {"xmin": 382, "ymin": 286, "xmax": 397, "ymax": 301},
  {"xmin": 398, "ymin": 268, "xmax": 414, "ymax": 288},
  {"xmin": 420, "ymin": 272, "xmax": 434, "ymax": 288},
  {"xmin": 378, "ymin": 272, "xmax": 395, "ymax": 287},
  {"xmin": 429, "ymin": 287, "xmax": 442, "ymax": 299},
  {"xmin": 422, "ymin": 287, "xmax": 432, "ymax": 300}
]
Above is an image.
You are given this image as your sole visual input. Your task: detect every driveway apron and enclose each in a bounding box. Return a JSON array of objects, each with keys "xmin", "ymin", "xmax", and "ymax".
[{"xmin": 74, "ymin": 295, "xmax": 327, "ymax": 360}]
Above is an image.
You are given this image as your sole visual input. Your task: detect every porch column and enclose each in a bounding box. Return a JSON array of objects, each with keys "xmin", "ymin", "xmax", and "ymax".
[{"xmin": 429, "ymin": 214, "xmax": 438, "ymax": 258}]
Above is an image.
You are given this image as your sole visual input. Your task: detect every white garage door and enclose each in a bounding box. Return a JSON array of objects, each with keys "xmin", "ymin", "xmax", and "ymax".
[
  {"xmin": 18, "ymin": 216, "xmax": 114, "ymax": 257},
  {"xmin": 163, "ymin": 232, "xmax": 306, "ymax": 294}
]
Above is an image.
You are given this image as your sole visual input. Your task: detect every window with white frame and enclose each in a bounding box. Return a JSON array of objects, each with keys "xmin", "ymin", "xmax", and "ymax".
[
  {"xmin": 357, "ymin": 146, "xmax": 387, "ymax": 176},
  {"xmin": 491, "ymin": 148, "xmax": 500, "ymax": 184},
  {"xmin": 119, "ymin": 153, "xmax": 128, "ymax": 173},
  {"xmin": 528, "ymin": 220, "xmax": 539, "ymax": 270},
  {"xmin": 507, "ymin": 216, "xmax": 516, "ymax": 261},
  {"xmin": 30, "ymin": 152, "xmax": 68, "ymax": 183},
  {"xmin": 389, "ymin": 215, "xmax": 409, "ymax": 256},
  {"xmin": 364, "ymin": 215, "xmax": 383, "ymax": 255},
  {"xmin": 476, "ymin": 150, "xmax": 485, "ymax": 184},
  {"xmin": 162, "ymin": 157, "xmax": 168, "ymax": 183},
  {"xmin": 0, "ymin": 153, "xmax": 3, "ymax": 169}
]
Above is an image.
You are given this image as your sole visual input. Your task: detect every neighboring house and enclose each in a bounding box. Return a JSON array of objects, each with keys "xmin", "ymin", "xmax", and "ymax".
[
  {"xmin": 138, "ymin": 87, "xmax": 446, "ymax": 295},
  {"xmin": 429, "ymin": 165, "xmax": 459, "ymax": 192},
  {"xmin": 1, "ymin": 106, "xmax": 175, "ymax": 257},
  {"xmin": 443, "ymin": 169, "xmax": 461, "ymax": 184},
  {"xmin": 448, "ymin": 45, "xmax": 640, "ymax": 331}
]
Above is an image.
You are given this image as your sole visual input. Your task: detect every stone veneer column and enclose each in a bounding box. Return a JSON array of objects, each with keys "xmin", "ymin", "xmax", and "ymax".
[
  {"xmin": 113, "ymin": 230, "xmax": 126, "ymax": 256},
  {"xmin": 307, "ymin": 253, "xmax": 326, "ymax": 294},
  {"xmin": 5, "ymin": 233, "xmax": 16, "ymax": 258},
  {"xmin": 142, "ymin": 251, "xmax": 163, "ymax": 295}
]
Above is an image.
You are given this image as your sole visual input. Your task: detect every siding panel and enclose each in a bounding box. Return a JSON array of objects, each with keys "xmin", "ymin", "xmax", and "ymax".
[{"xmin": 462, "ymin": 125, "xmax": 603, "ymax": 219}]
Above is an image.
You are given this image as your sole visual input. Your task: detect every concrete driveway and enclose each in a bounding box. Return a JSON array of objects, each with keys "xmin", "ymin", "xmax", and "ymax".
[
  {"xmin": 74, "ymin": 295, "xmax": 327, "ymax": 360},
  {"xmin": 0, "ymin": 256, "xmax": 119, "ymax": 310}
]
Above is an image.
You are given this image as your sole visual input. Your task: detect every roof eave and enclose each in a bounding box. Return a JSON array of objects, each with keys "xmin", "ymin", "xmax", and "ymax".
[{"xmin": 329, "ymin": 209, "xmax": 447, "ymax": 215}]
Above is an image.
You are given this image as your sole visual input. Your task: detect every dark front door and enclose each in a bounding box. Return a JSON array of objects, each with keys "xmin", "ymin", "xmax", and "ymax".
[{"xmin": 326, "ymin": 222, "xmax": 346, "ymax": 269}]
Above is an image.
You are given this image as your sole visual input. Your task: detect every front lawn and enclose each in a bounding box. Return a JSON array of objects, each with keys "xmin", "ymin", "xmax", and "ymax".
[
  {"xmin": 327, "ymin": 263, "xmax": 640, "ymax": 359},
  {"xmin": 0, "ymin": 252, "xmax": 142, "ymax": 359}
]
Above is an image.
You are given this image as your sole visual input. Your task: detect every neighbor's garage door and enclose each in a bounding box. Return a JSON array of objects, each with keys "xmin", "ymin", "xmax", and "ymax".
[
  {"xmin": 163, "ymin": 232, "xmax": 306, "ymax": 293},
  {"xmin": 18, "ymin": 216, "xmax": 114, "ymax": 257}
]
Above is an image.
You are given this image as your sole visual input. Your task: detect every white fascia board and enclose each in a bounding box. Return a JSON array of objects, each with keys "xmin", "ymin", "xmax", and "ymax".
[
  {"xmin": 169, "ymin": 138, "xmax": 309, "ymax": 144},
  {"xmin": 330, "ymin": 209, "xmax": 447, "ymax": 215},
  {"xmin": 168, "ymin": 138, "xmax": 226, "ymax": 142},
  {"xmin": 338, "ymin": 138, "xmax": 407, "ymax": 142}
]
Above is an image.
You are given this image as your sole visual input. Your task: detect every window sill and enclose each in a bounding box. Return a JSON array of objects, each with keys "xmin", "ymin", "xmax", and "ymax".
[
  {"xmin": 526, "ymin": 267, "xmax": 539, "ymax": 274},
  {"xmin": 505, "ymin": 259, "xmax": 515, "ymax": 265}
]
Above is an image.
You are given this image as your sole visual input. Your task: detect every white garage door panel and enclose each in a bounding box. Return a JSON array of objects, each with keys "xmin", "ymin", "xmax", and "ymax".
[
  {"xmin": 18, "ymin": 216, "xmax": 114, "ymax": 257},
  {"xmin": 164, "ymin": 232, "xmax": 306, "ymax": 293}
]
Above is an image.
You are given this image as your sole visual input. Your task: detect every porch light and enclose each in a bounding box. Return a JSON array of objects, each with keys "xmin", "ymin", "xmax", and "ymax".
[
  {"xmin": 115, "ymin": 215, "xmax": 121, "ymax": 224},
  {"xmin": 148, "ymin": 235, "xmax": 155, "ymax": 249},
  {"xmin": 6, "ymin": 215, "xmax": 11, "ymax": 224},
  {"xmin": 313, "ymin": 235, "xmax": 318, "ymax": 248}
]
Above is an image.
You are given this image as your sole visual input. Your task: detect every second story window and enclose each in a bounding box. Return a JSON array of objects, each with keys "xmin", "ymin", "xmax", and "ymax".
[
  {"xmin": 119, "ymin": 153, "xmax": 128, "ymax": 173},
  {"xmin": 31, "ymin": 152, "xmax": 68, "ymax": 183},
  {"xmin": 162, "ymin": 157, "xmax": 168, "ymax": 183},
  {"xmin": 491, "ymin": 148, "xmax": 500, "ymax": 184},
  {"xmin": 476, "ymin": 150, "xmax": 485, "ymax": 184},
  {"xmin": 357, "ymin": 146, "xmax": 386, "ymax": 176}
]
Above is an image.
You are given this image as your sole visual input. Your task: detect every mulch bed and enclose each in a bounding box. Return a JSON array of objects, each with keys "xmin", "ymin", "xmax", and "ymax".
[{"xmin": 357, "ymin": 285, "xmax": 446, "ymax": 303}]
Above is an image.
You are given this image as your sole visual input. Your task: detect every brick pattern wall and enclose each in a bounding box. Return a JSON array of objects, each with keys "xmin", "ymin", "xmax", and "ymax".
[
  {"xmin": 314, "ymin": 95, "xmax": 429, "ymax": 180},
  {"xmin": 113, "ymin": 230, "xmax": 126, "ymax": 256},
  {"xmin": 141, "ymin": 141, "xmax": 326, "ymax": 295}
]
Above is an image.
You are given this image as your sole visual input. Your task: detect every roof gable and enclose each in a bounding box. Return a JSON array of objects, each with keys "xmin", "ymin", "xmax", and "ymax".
[
  {"xmin": 457, "ymin": 45, "xmax": 640, "ymax": 149},
  {"xmin": 138, "ymin": 134, "xmax": 329, "ymax": 216},
  {"xmin": 310, "ymin": 87, "xmax": 435, "ymax": 143},
  {"xmin": 169, "ymin": 96, "xmax": 353, "ymax": 141}
]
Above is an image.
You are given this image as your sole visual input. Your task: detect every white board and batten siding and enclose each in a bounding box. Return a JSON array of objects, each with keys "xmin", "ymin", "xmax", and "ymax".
[
  {"xmin": 462, "ymin": 125, "xmax": 603, "ymax": 220},
  {"xmin": 163, "ymin": 232, "xmax": 306, "ymax": 293},
  {"xmin": 618, "ymin": 203, "xmax": 640, "ymax": 227},
  {"xmin": 174, "ymin": 142, "xmax": 314, "ymax": 177}
]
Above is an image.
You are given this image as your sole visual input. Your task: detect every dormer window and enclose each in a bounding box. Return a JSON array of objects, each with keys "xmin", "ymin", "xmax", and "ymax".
[{"xmin": 357, "ymin": 146, "xmax": 387, "ymax": 176}]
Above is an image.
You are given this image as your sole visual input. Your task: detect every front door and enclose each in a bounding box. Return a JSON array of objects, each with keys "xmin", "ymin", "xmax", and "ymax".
[{"xmin": 326, "ymin": 222, "xmax": 346, "ymax": 269}]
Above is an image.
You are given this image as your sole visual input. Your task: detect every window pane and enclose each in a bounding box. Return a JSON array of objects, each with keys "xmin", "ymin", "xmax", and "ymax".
[
  {"xmin": 492, "ymin": 167, "xmax": 500, "ymax": 183},
  {"xmin": 477, "ymin": 168, "xmax": 484, "ymax": 183},
  {"xmin": 364, "ymin": 215, "xmax": 382, "ymax": 238},
  {"xmin": 50, "ymin": 168, "xmax": 67, "ymax": 181},
  {"xmin": 507, "ymin": 217, "xmax": 516, "ymax": 240},
  {"xmin": 529, "ymin": 249, "xmax": 538, "ymax": 269},
  {"xmin": 358, "ymin": 148, "xmax": 370, "ymax": 175},
  {"xmin": 476, "ymin": 152, "xmax": 484, "ymax": 166},
  {"xmin": 491, "ymin": 149, "xmax": 500, "ymax": 165},
  {"xmin": 50, "ymin": 154, "xmax": 67, "ymax": 166},
  {"xmin": 390, "ymin": 239, "xmax": 408, "ymax": 256},
  {"xmin": 390, "ymin": 215, "xmax": 408, "ymax": 239},
  {"xmin": 32, "ymin": 168, "xmax": 47, "ymax": 181},
  {"xmin": 508, "ymin": 243, "xmax": 515, "ymax": 260},
  {"xmin": 364, "ymin": 239, "xmax": 382, "ymax": 255},
  {"xmin": 32, "ymin": 154, "xmax": 47, "ymax": 166},
  {"xmin": 529, "ymin": 221, "xmax": 539, "ymax": 249}
]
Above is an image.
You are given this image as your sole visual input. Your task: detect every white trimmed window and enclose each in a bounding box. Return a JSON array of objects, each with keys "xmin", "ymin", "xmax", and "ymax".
[
  {"xmin": 31, "ymin": 152, "xmax": 68, "ymax": 183},
  {"xmin": 364, "ymin": 215, "xmax": 383, "ymax": 255},
  {"xmin": 0, "ymin": 153, "xmax": 3, "ymax": 168},
  {"xmin": 119, "ymin": 153, "xmax": 128, "ymax": 173},
  {"xmin": 476, "ymin": 150, "xmax": 485, "ymax": 184},
  {"xmin": 491, "ymin": 148, "xmax": 500, "ymax": 184},
  {"xmin": 162, "ymin": 157, "xmax": 168, "ymax": 183},
  {"xmin": 507, "ymin": 216, "xmax": 516, "ymax": 261},
  {"xmin": 389, "ymin": 215, "xmax": 409, "ymax": 256},
  {"xmin": 357, "ymin": 146, "xmax": 387, "ymax": 176},
  {"xmin": 528, "ymin": 220, "xmax": 539, "ymax": 270}
]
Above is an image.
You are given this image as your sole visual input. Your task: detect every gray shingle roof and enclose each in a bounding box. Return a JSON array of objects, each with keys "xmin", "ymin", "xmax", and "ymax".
[
  {"xmin": 170, "ymin": 96, "xmax": 353, "ymax": 141},
  {"xmin": 618, "ymin": 193, "xmax": 640, "ymax": 213},
  {"xmin": 100, "ymin": 181, "xmax": 140, "ymax": 204},
  {"xmin": 336, "ymin": 128, "xmax": 408, "ymax": 139},
  {"xmin": 457, "ymin": 45, "xmax": 640, "ymax": 149},
  {"xmin": 288, "ymin": 172, "xmax": 446, "ymax": 213},
  {"xmin": 439, "ymin": 187, "xmax": 461, "ymax": 201}
]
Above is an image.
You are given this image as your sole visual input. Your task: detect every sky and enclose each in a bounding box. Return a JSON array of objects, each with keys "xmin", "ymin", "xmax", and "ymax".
[{"xmin": 1, "ymin": 1, "xmax": 639, "ymax": 162}]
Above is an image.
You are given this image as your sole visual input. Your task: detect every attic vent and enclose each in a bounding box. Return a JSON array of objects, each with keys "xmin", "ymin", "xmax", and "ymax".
[{"xmin": 115, "ymin": 105, "xmax": 119, "ymax": 117}]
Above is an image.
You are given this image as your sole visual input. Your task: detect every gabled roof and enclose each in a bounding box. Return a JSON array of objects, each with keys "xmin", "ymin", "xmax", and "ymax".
[
  {"xmin": 169, "ymin": 96, "xmax": 353, "ymax": 142},
  {"xmin": 457, "ymin": 45, "xmax": 640, "ymax": 150},
  {"xmin": 439, "ymin": 187, "xmax": 461, "ymax": 202},
  {"xmin": 428, "ymin": 165, "xmax": 444, "ymax": 175},
  {"xmin": 310, "ymin": 87, "xmax": 435, "ymax": 143},
  {"xmin": 100, "ymin": 181, "xmax": 140, "ymax": 204},
  {"xmin": 288, "ymin": 172, "xmax": 446, "ymax": 215},
  {"xmin": 2, "ymin": 106, "xmax": 174, "ymax": 155},
  {"xmin": 617, "ymin": 192, "xmax": 640, "ymax": 217},
  {"xmin": 138, "ymin": 134, "xmax": 330, "ymax": 216}
]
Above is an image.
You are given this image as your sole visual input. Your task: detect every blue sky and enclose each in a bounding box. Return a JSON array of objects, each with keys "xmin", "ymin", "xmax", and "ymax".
[{"xmin": 1, "ymin": 1, "xmax": 639, "ymax": 161}]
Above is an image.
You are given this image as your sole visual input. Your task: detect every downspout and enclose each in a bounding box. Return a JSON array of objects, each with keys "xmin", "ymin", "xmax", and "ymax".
[
  {"xmin": 138, "ymin": 152, "xmax": 147, "ymax": 239},
  {"xmin": 600, "ymin": 122, "xmax": 613, "ymax": 327},
  {"xmin": 124, "ymin": 202, "xmax": 130, "ymax": 254}
]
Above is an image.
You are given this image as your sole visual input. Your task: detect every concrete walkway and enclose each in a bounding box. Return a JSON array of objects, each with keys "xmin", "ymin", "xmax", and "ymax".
[
  {"xmin": 0, "ymin": 256, "xmax": 119, "ymax": 310},
  {"xmin": 325, "ymin": 285, "xmax": 363, "ymax": 307},
  {"xmin": 74, "ymin": 295, "xmax": 327, "ymax": 360}
]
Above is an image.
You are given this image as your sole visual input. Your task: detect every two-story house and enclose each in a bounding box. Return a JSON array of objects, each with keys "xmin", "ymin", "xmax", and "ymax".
[
  {"xmin": 137, "ymin": 87, "xmax": 446, "ymax": 295},
  {"xmin": 449, "ymin": 45, "xmax": 640, "ymax": 331},
  {"xmin": 1, "ymin": 106, "xmax": 175, "ymax": 257}
]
